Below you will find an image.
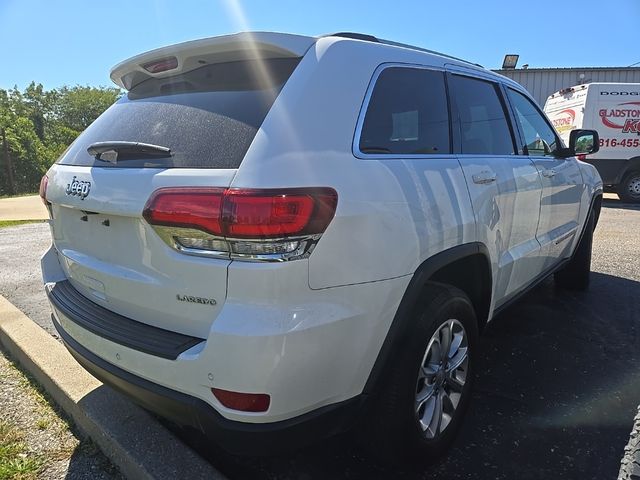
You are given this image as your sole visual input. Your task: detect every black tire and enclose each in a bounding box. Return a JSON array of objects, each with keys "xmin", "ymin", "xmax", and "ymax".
[
  {"xmin": 361, "ymin": 283, "xmax": 478, "ymax": 464},
  {"xmin": 554, "ymin": 209, "xmax": 594, "ymax": 290},
  {"xmin": 617, "ymin": 171, "xmax": 640, "ymax": 204}
]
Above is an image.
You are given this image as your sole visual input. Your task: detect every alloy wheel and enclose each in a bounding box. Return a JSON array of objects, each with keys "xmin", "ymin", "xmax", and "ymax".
[{"xmin": 415, "ymin": 319, "xmax": 469, "ymax": 439}]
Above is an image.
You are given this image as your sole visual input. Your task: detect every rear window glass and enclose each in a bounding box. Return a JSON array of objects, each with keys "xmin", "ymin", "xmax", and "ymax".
[
  {"xmin": 359, "ymin": 67, "xmax": 450, "ymax": 155},
  {"xmin": 57, "ymin": 57, "xmax": 300, "ymax": 169}
]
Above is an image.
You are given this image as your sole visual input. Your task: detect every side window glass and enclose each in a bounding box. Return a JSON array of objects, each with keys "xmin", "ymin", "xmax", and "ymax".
[
  {"xmin": 507, "ymin": 88, "xmax": 559, "ymax": 156},
  {"xmin": 359, "ymin": 67, "xmax": 450, "ymax": 155},
  {"xmin": 450, "ymin": 75, "xmax": 515, "ymax": 155}
]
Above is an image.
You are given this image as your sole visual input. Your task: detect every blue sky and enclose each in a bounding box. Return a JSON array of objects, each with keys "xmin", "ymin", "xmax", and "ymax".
[{"xmin": 1, "ymin": 0, "xmax": 639, "ymax": 90}]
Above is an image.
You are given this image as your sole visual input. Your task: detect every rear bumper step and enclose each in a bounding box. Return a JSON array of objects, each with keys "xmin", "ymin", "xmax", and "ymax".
[{"xmin": 46, "ymin": 280, "xmax": 203, "ymax": 360}]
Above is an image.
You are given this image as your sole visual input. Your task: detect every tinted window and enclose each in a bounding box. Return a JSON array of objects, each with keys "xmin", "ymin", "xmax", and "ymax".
[
  {"xmin": 57, "ymin": 58, "xmax": 300, "ymax": 169},
  {"xmin": 450, "ymin": 75, "xmax": 515, "ymax": 155},
  {"xmin": 359, "ymin": 68, "xmax": 450, "ymax": 155},
  {"xmin": 507, "ymin": 88, "xmax": 559, "ymax": 156}
]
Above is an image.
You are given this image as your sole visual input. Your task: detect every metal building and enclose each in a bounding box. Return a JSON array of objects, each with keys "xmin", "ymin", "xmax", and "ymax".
[{"xmin": 493, "ymin": 67, "xmax": 640, "ymax": 106}]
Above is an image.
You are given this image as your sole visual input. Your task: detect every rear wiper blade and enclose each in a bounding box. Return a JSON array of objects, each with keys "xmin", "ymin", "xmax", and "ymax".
[{"xmin": 87, "ymin": 141, "xmax": 172, "ymax": 163}]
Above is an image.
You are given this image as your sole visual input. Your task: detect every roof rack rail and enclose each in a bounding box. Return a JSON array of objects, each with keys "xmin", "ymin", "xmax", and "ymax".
[
  {"xmin": 322, "ymin": 32, "xmax": 483, "ymax": 68},
  {"xmin": 329, "ymin": 32, "xmax": 380, "ymax": 43},
  {"xmin": 378, "ymin": 39, "xmax": 483, "ymax": 68}
]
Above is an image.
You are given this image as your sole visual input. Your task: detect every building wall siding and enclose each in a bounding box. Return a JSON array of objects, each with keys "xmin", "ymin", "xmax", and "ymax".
[{"xmin": 494, "ymin": 68, "xmax": 640, "ymax": 106}]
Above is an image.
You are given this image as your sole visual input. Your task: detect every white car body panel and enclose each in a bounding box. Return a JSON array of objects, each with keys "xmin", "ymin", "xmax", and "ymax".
[
  {"xmin": 529, "ymin": 155, "xmax": 583, "ymax": 270},
  {"xmin": 41, "ymin": 32, "xmax": 602, "ymax": 431},
  {"xmin": 43, "ymin": 244, "xmax": 411, "ymax": 421},
  {"xmin": 458, "ymin": 155, "xmax": 543, "ymax": 303},
  {"xmin": 45, "ymin": 165, "xmax": 236, "ymax": 338},
  {"xmin": 110, "ymin": 32, "xmax": 316, "ymax": 90}
]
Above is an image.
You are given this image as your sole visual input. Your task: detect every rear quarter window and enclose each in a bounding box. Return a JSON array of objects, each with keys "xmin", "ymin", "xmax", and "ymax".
[
  {"xmin": 57, "ymin": 57, "xmax": 300, "ymax": 169},
  {"xmin": 358, "ymin": 67, "xmax": 451, "ymax": 155}
]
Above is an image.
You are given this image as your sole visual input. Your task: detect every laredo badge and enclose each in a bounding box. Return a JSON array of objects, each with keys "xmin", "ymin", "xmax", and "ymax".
[{"xmin": 176, "ymin": 294, "xmax": 217, "ymax": 306}]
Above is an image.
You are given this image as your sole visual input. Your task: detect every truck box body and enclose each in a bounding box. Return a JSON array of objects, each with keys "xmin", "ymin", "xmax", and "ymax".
[{"xmin": 544, "ymin": 83, "xmax": 640, "ymax": 198}]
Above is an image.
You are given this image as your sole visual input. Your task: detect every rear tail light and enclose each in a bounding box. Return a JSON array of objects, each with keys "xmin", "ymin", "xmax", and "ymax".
[
  {"xmin": 222, "ymin": 188, "xmax": 337, "ymax": 238},
  {"xmin": 143, "ymin": 188, "xmax": 225, "ymax": 235},
  {"xmin": 39, "ymin": 175, "xmax": 49, "ymax": 206},
  {"xmin": 211, "ymin": 388, "xmax": 270, "ymax": 412},
  {"xmin": 143, "ymin": 187, "xmax": 338, "ymax": 261}
]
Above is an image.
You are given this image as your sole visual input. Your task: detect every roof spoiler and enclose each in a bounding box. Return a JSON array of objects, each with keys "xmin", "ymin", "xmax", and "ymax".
[{"xmin": 110, "ymin": 32, "xmax": 315, "ymax": 90}]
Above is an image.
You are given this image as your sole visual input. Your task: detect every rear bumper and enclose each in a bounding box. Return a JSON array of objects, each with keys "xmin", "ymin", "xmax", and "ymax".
[
  {"xmin": 41, "ymin": 243, "xmax": 409, "ymax": 452},
  {"xmin": 51, "ymin": 313, "xmax": 364, "ymax": 455},
  {"xmin": 46, "ymin": 280, "xmax": 203, "ymax": 360}
]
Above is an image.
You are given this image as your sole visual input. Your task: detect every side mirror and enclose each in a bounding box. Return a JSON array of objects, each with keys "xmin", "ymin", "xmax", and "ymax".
[
  {"xmin": 569, "ymin": 129, "xmax": 599, "ymax": 156},
  {"xmin": 555, "ymin": 129, "xmax": 599, "ymax": 158}
]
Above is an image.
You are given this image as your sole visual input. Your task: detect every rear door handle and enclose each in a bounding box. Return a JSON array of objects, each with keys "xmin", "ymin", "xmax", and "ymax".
[
  {"xmin": 472, "ymin": 171, "xmax": 497, "ymax": 185},
  {"xmin": 542, "ymin": 169, "xmax": 557, "ymax": 178}
]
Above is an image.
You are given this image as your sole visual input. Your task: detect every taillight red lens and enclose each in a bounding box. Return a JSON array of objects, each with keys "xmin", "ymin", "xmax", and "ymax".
[
  {"xmin": 223, "ymin": 188, "xmax": 338, "ymax": 238},
  {"xmin": 39, "ymin": 175, "xmax": 49, "ymax": 205},
  {"xmin": 143, "ymin": 187, "xmax": 337, "ymax": 239},
  {"xmin": 212, "ymin": 388, "xmax": 270, "ymax": 412},
  {"xmin": 142, "ymin": 188, "xmax": 225, "ymax": 235}
]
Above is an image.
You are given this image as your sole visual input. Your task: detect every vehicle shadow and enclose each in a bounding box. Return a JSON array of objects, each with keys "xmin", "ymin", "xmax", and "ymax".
[
  {"xmin": 184, "ymin": 271, "xmax": 640, "ymax": 479},
  {"xmin": 63, "ymin": 442, "xmax": 122, "ymax": 479},
  {"xmin": 602, "ymin": 197, "xmax": 640, "ymax": 211}
]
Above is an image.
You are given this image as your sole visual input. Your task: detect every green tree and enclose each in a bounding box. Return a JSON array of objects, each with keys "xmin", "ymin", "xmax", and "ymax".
[
  {"xmin": 0, "ymin": 83, "xmax": 121, "ymax": 196},
  {"xmin": 56, "ymin": 85, "xmax": 120, "ymax": 132},
  {"xmin": 23, "ymin": 82, "xmax": 58, "ymax": 141}
]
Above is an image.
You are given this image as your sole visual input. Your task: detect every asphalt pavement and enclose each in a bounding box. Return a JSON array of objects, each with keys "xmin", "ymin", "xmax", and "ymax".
[
  {"xmin": 1, "ymin": 197, "xmax": 639, "ymax": 479},
  {"xmin": 0, "ymin": 222, "xmax": 54, "ymax": 336}
]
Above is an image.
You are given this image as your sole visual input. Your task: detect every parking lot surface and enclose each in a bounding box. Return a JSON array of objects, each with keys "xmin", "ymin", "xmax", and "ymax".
[{"xmin": 1, "ymin": 197, "xmax": 638, "ymax": 479}]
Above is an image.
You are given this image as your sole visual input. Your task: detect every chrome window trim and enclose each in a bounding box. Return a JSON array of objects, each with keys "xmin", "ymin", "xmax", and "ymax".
[
  {"xmin": 353, "ymin": 62, "xmax": 526, "ymax": 160},
  {"xmin": 352, "ymin": 62, "xmax": 452, "ymax": 161},
  {"xmin": 503, "ymin": 85, "xmax": 566, "ymax": 155}
]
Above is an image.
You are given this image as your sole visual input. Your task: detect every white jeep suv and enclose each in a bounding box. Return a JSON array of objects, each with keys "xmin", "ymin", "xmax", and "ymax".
[{"xmin": 40, "ymin": 32, "xmax": 603, "ymax": 461}]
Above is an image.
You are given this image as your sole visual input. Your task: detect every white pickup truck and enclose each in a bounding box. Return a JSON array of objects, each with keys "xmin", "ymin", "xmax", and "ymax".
[{"xmin": 545, "ymin": 82, "xmax": 640, "ymax": 202}]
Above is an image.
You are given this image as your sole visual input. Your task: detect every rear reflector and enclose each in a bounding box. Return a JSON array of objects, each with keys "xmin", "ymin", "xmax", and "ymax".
[
  {"xmin": 143, "ymin": 187, "xmax": 337, "ymax": 239},
  {"xmin": 212, "ymin": 388, "xmax": 270, "ymax": 412}
]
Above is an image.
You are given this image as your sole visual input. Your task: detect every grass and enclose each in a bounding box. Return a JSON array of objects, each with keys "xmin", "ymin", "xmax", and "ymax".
[
  {"xmin": 0, "ymin": 421, "xmax": 41, "ymax": 480},
  {"xmin": 35, "ymin": 419, "xmax": 49, "ymax": 431},
  {"xmin": 1, "ymin": 360, "xmax": 75, "ymax": 475},
  {"xmin": 0, "ymin": 220, "xmax": 46, "ymax": 229},
  {"xmin": 15, "ymin": 364, "xmax": 70, "ymax": 434}
]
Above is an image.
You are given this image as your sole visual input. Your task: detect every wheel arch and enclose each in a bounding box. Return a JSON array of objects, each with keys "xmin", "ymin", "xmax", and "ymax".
[
  {"xmin": 592, "ymin": 192, "xmax": 602, "ymax": 229},
  {"xmin": 362, "ymin": 242, "xmax": 492, "ymax": 397}
]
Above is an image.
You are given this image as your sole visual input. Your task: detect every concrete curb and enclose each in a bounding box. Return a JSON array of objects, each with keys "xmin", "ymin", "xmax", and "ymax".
[
  {"xmin": 619, "ymin": 406, "xmax": 640, "ymax": 479},
  {"xmin": 0, "ymin": 295, "xmax": 227, "ymax": 480}
]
